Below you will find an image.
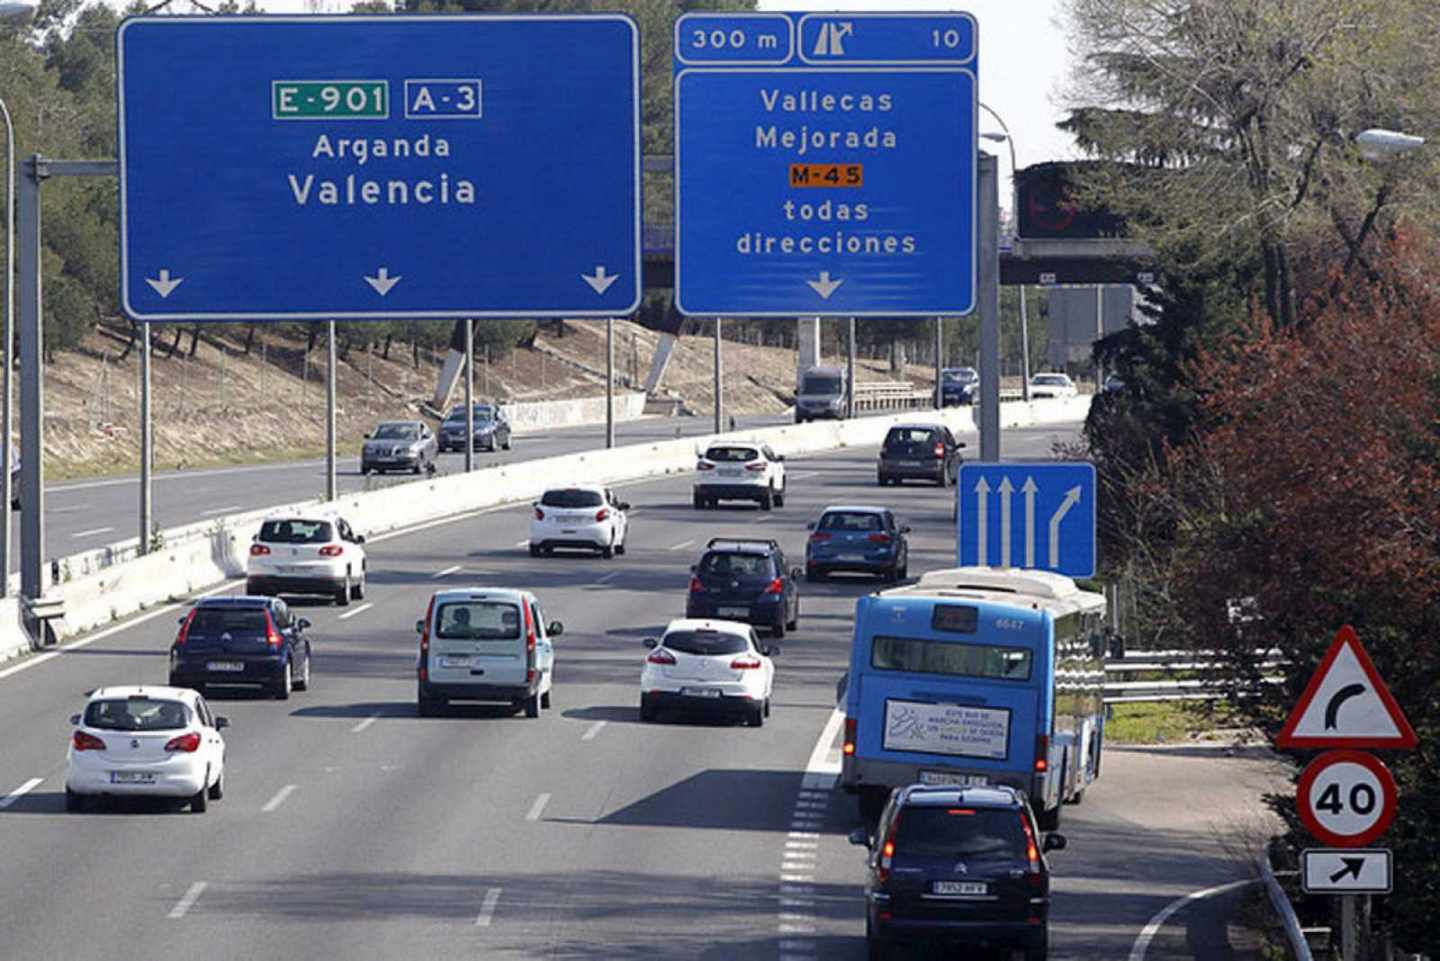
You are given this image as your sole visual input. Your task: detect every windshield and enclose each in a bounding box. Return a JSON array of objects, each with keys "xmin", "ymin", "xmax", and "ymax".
[
  {"xmin": 663, "ymin": 630, "xmax": 749, "ymax": 656},
  {"xmin": 83, "ymin": 698, "xmax": 191, "ymax": 732},
  {"xmin": 540, "ymin": 488, "xmax": 604, "ymax": 509},
  {"xmin": 801, "ymin": 374, "xmax": 841, "ymax": 394},
  {"xmin": 1033, "ymin": 374, "xmax": 1069, "ymax": 386},
  {"xmin": 434, "ymin": 602, "xmax": 521, "ymax": 640},
  {"xmin": 943, "ymin": 368, "xmax": 977, "ymax": 384},
  {"xmin": 893, "ymin": 808, "xmax": 1027, "ymax": 860},
  {"xmin": 699, "ymin": 552, "xmax": 773, "ymax": 578},
  {"xmin": 258, "ymin": 520, "xmax": 334, "ymax": 544},
  {"xmin": 372, "ymin": 424, "xmax": 419, "ymax": 440},
  {"xmin": 445, "ymin": 406, "xmax": 494, "ymax": 424},
  {"xmin": 704, "ymin": 446, "xmax": 759, "ymax": 463},
  {"xmin": 818, "ymin": 511, "xmax": 884, "ymax": 532}
]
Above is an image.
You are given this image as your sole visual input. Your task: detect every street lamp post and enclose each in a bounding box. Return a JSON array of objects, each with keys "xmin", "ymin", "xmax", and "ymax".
[{"xmin": 979, "ymin": 104, "xmax": 1030, "ymax": 402}]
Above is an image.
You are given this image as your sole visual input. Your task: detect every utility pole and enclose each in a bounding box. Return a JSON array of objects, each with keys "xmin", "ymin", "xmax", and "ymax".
[
  {"xmin": 464, "ymin": 319, "xmax": 474, "ymax": 473},
  {"xmin": 978, "ymin": 153, "xmax": 1001, "ymax": 461},
  {"xmin": 933, "ymin": 317, "xmax": 944, "ymax": 409},
  {"xmin": 846, "ymin": 317, "xmax": 856, "ymax": 418},
  {"xmin": 713, "ymin": 317, "xmax": 723, "ymax": 434}
]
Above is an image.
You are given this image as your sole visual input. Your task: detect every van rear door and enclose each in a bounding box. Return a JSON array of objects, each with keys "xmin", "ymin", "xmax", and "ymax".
[{"xmin": 427, "ymin": 598, "xmax": 527, "ymax": 687}]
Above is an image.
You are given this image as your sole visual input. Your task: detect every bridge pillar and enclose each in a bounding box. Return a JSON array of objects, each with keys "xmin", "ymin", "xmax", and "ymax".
[{"xmin": 796, "ymin": 316, "xmax": 822, "ymax": 381}]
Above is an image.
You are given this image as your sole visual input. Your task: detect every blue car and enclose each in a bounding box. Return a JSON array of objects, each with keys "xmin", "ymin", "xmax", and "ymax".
[
  {"xmin": 169, "ymin": 596, "xmax": 312, "ymax": 700},
  {"xmin": 805, "ymin": 506, "xmax": 910, "ymax": 582}
]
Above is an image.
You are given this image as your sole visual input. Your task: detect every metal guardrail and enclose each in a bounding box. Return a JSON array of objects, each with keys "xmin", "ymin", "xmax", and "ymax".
[
  {"xmin": 852, "ymin": 381, "xmax": 934, "ymax": 413},
  {"xmin": 1102, "ymin": 650, "xmax": 1287, "ymax": 704},
  {"xmin": 1260, "ymin": 853, "xmax": 1316, "ymax": 961}
]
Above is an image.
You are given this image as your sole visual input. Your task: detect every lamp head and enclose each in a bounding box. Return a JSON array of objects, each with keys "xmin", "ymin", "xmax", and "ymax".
[{"xmin": 1356, "ymin": 128, "xmax": 1426, "ymax": 159}]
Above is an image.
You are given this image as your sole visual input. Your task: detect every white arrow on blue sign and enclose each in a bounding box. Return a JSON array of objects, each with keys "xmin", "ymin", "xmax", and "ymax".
[{"xmin": 957, "ymin": 463, "xmax": 1096, "ymax": 578}]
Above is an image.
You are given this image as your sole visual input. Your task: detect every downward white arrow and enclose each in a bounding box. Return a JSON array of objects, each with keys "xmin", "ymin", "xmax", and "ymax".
[
  {"xmin": 974, "ymin": 476, "xmax": 991, "ymax": 566},
  {"xmin": 145, "ymin": 269, "xmax": 183, "ymax": 298},
  {"xmin": 364, "ymin": 267, "xmax": 401, "ymax": 296},
  {"xmin": 1048, "ymin": 485, "xmax": 1083, "ymax": 568},
  {"xmin": 998, "ymin": 477, "xmax": 1014, "ymax": 567},
  {"xmin": 582, "ymin": 265, "xmax": 619, "ymax": 295},
  {"xmin": 1021, "ymin": 476, "xmax": 1038, "ymax": 568},
  {"xmin": 806, "ymin": 271, "xmax": 844, "ymax": 299}
]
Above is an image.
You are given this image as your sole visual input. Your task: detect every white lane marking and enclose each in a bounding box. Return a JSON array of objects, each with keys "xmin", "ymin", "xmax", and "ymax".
[
  {"xmin": 0, "ymin": 777, "xmax": 43, "ymax": 809},
  {"xmin": 514, "ymin": 539, "xmax": 529, "ymax": 548},
  {"xmin": 1128, "ymin": 879, "xmax": 1256, "ymax": 961},
  {"xmin": 50, "ymin": 504, "xmax": 91, "ymax": 514},
  {"xmin": 432, "ymin": 564, "xmax": 462, "ymax": 578},
  {"xmin": 787, "ymin": 832, "xmax": 819, "ymax": 840},
  {"xmin": 52, "ymin": 456, "xmax": 338, "ymax": 493},
  {"xmin": 668, "ymin": 539, "xmax": 695, "ymax": 551},
  {"xmin": 351, "ymin": 713, "xmax": 380, "ymax": 734},
  {"xmin": 200, "ymin": 505, "xmax": 243, "ymax": 516},
  {"xmin": 525, "ymin": 793, "xmax": 551, "ymax": 822},
  {"xmin": 167, "ymin": 882, "xmax": 208, "ymax": 919},
  {"xmin": 475, "ymin": 886, "xmax": 502, "ymax": 927},
  {"xmin": 802, "ymin": 707, "xmax": 845, "ymax": 790},
  {"xmin": 337, "ymin": 602, "xmax": 373, "ymax": 621},
  {"xmin": 780, "ymin": 874, "xmax": 814, "ymax": 883},
  {"xmin": 261, "ymin": 784, "xmax": 297, "ymax": 813},
  {"xmin": 70, "ymin": 526, "xmax": 114, "ymax": 539},
  {"xmin": 788, "ymin": 471, "xmax": 818, "ymax": 479},
  {"xmin": 595, "ymin": 571, "xmax": 620, "ymax": 585},
  {"xmin": 0, "ymin": 579, "xmax": 240, "ymax": 683},
  {"xmin": 581, "ymin": 721, "xmax": 607, "ymax": 742}
]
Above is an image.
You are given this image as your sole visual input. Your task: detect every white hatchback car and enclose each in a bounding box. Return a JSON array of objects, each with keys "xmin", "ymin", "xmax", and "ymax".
[
  {"xmin": 693, "ymin": 441, "xmax": 787, "ymax": 510},
  {"xmin": 529, "ymin": 484, "xmax": 629, "ymax": 558},
  {"xmin": 639, "ymin": 619, "xmax": 778, "ymax": 726},
  {"xmin": 246, "ymin": 515, "xmax": 367, "ymax": 605},
  {"xmin": 1028, "ymin": 372, "xmax": 1079, "ymax": 399},
  {"xmin": 65, "ymin": 686, "xmax": 227, "ymax": 813}
]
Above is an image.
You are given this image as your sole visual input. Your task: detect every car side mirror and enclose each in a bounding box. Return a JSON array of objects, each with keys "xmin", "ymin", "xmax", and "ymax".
[
  {"xmin": 363, "ymin": 432, "xmax": 372, "ymax": 439},
  {"xmin": 689, "ymin": 564, "xmax": 697, "ymax": 574},
  {"xmin": 1042, "ymin": 833, "xmax": 1067, "ymax": 853},
  {"xmin": 547, "ymin": 621, "xmax": 564, "ymax": 637},
  {"xmin": 298, "ymin": 618, "xmax": 311, "ymax": 630},
  {"xmin": 415, "ymin": 619, "xmax": 425, "ymax": 635},
  {"xmin": 355, "ymin": 535, "xmax": 366, "ymax": 545},
  {"xmin": 763, "ymin": 645, "xmax": 780, "ymax": 657},
  {"xmin": 790, "ymin": 567, "xmax": 802, "ymax": 579},
  {"xmin": 958, "ymin": 441, "xmax": 968, "ymax": 448},
  {"xmin": 215, "ymin": 717, "xmax": 230, "ymax": 730},
  {"xmin": 177, "ymin": 615, "xmax": 188, "ymax": 625},
  {"xmin": 805, "ymin": 521, "xmax": 815, "ymax": 531},
  {"xmin": 618, "ymin": 502, "xmax": 631, "ymax": 511},
  {"xmin": 643, "ymin": 637, "xmax": 658, "ymax": 649},
  {"xmin": 900, "ymin": 525, "xmax": 912, "ymax": 534},
  {"xmin": 69, "ymin": 713, "xmax": 81, "ymax": 725},
  {"xmin": 848, "ymin": 828, "xmax": 871, "ymax": 847}
]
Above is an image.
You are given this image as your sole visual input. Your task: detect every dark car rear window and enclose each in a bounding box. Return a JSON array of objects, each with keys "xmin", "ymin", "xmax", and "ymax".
[
  {"xmin": 663, "ymin": 630, "xmax": 749, "ymax": 656},
  {"xmin": 818, "ymin": 511, "xmax": 884, "ymax": 532},
  {"xmin": 885, "ymin": 428, "xmax": 940, "ymax": 448},
  {"xmin": 446, "ymin": 406, "xmax": 494, "ymax": 423},
  {"xmin": 704, "ymin": 446, "xmax": 759, "ymax": 463},
  {"xmin": 540, "ymin": 488, "xmax": 604, "ymax": 509},
  {"xmin": 188, "ymin": 608, "xmax": 267, "ymax": 635},
  {"xmin": 699, "ymin": 552, "xmax": 774, "ymax": 578},
  {"xmin": 84, "ymin": 698, "xmax": 191, "ymax": 732},
  {"xmin": 258, "ymin": 520, "xmax": 334, "ymax": 544},
  {"xmin": 894, "ymin": 807, "xmax": 1027, "ymax": 859}
]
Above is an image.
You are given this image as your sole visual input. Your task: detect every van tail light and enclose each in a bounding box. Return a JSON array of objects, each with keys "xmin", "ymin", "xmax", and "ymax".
[
  {"xmin": 595, "ymin": 508, "xmax": 609, "ymax": 523},
  {"xmin": 697, "ymin": 461, "xmax": 715, "ymax": 471},
  {"xmin": 764, "ymin": 578, "xmax": 784, "ymax": 594},
  {"xmin": 730, "ymin": 655, "xmax": 762, "ymax": 670},
  {"xmin": 689, "ymin": 576, "xmax": 704, "ymax": 593},
  {"xmin": 318, "ymin": 544, "xmax": 343, "ymax": 557},
  {"xmin": 164, "ymin": 732, "xmax": 202, "ymax": 753},
  {"xmin": 175, "ymin": 609, "xmax": 197, "ymax": 648},
  {"xmin": 744, "ymin": 461, "xmax": 767, "ymax": 472},
  {"xmin": 249, "ymin": 544, "xmax": 271, "ymax": 556},
  {"xmin": 933, "ymin": 442, "xmax": 945, "ymax": 458},
  {"xmin": 534, "ymin": 507, "xmax": 545, "ymax": 521},
  {"xmin": 262, "ymin": 611, "xmax": 285, "ymax": 649},
  {"xmin": 523, "ymin": 602, "xmax": 536, "ymax": 655},
  {"xmin": 646, "ymin": 647, "xmax": 677, "ymax": 665},
  {"xmin": 72, "ymin": 730, "xmax": 106, "ymax": 751},
  {"xmin": 1034, "ymin": 735, "xmax": 1049, "ymax": 772},
  {"xmin": 877, "ymin": 811, "xmax": 901, "ymax": 883},
  {"xmin": 867, "ymin": 533, "xmax": 891, "ymax": 544},
  {"xmin": 419, "ymin": 595, "xmax": 435, "ymax": 658},
  {"xmin": 843, "ymin": 717, "xmax": 857, "ymax": 756}
]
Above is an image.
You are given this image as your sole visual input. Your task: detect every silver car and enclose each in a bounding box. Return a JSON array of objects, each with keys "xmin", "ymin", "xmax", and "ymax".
[{"xmin": 361, "ymin": 420, "xmax": 437, "ymax": 475}]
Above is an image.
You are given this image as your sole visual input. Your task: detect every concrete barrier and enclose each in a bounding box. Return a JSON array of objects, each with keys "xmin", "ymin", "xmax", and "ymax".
[
  {"xmin": 0, "ymin": 598, "xmax": 29, "ymax": 667},
  {"xmin": 503, "ymin": 392, "xmax": 647, "ymax": 435},
  {"xmin": 1, "ymin": 397, "xmax": 1092, "ymax": 659}
]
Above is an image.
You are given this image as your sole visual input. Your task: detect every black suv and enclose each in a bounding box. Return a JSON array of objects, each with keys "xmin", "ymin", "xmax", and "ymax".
[
  {"xmin": 850, "ymin": 784, "xmax": 1066, "ymax": 961},
  {"xmin": 169, "ymin": 596, "xmax": 312, "ymax": 700},
  {"xmin": 878, "ymin": 423, "xmax": 964, "ymax": 487},
  {"xmin": 685, "ymin": 538, "xmax": 801, "ymax": 638}
]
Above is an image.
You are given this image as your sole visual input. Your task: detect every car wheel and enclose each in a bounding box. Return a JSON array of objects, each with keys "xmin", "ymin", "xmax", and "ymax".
[
  {"xmin": 601, "ymin": 540, "xmax": 614, "ymax": 559},
  {"xmin": 190, "ymin": 780, "xmax": 209, "ymax": 814},
  {"xmin": 528, "ymin": 543, "xmax": 541, "ymax": 558},
  {"xmin": 760, "ymin": 487, "xmax": 773, "ymax": 511},
  {"xmin": 884, "ymin": 564, "xmax": 899, "ymax": 584},
  {"xmin": 503, "ymin": 436, "xmax": 512, "ymax": 450},
  {"xmin": 876, "ymin": 475, "xmax": 887, "ymax": 487},
  {"xmin": 614, "ymin": 539, "xmax": 626, "ymax": 556},
  {"xmin": 352, "ymin": 569, "xmax": 366, "ymax": 600},
  {"xmin": 417, "ymin": 687, "xmax": 440, "ymax": 717},
  {"xmin": 273, "ymin": 659, "xmax": 292, "ymax": 701},
  {"xmin": 207, "ymin": 769, "xmax": 224, "ymax": 801},
  {"xmin": 786, "ymin": 604, "xmax": 798, "ymax": 632},
  {"xmin": 65, "ymin": 788, "xmax": 85, "ymax": 813},
  {"xmin": 541, "ymin": 688, "xmax": 552, "ymax": 710},
  {"xmin": 774, "ymin": 486, "xmax": 785, "ymax": 508},
  {"xmin": 866, "ymin": 926, "xmax": 891, "ymax": 961},
  {"xmin": 335, "ymin": 575, "xmax": 350, "ymax": 607},
  {"xmin": 524, "ymin": 692, "xmax": 541, "ymax": 718},
  {"xmin": 898, "ymin": 560, "xmax": 908, "ymax": 580},
  {"xmin": 246, "ymin": 579, "xmax": 266, "ymax": 597},
  {"xmin": 747, "ymin": 704, "xmax": 765, "ymax": 728},
  {"xmin": 1024, "ymin": 932, "xmax": 1049, "ymax": 961},
  {"xmin": 772, "ymin": 617, "xmax": 785, "ymax": 639},
  {"xmin": 293, "ymin": 653, "xmax": 311, "ymax": 692},
  {"xmin": 639, "ymin": 697, "xmax": 656, "ymax": 723},
  {"xmin": 360, "ymin": 465, "xmax": 371, "ymax": 476},
  {"xmin": 693, "ymin": 492, "xmax": 705, "ymax": 510}
]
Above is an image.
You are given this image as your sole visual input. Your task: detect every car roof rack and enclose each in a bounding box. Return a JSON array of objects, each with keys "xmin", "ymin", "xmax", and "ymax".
[{"xmin": 705, "ymin": 537, "xmax": 780, "ymax": 553}]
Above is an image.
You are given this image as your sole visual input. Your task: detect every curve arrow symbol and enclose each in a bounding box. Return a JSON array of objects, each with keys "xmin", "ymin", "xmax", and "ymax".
[
  {"xmin": 1324, "ymin": 683, "xmax": 1367, "ymax": 730},
  {"xmin": 146, "ymin": 269, "xmax": 183, "ymax": 298},
  {"xmin": 365, "ymin": 267, "xmax": 401, "ymax": 296},
  {"xmin": 1047, "ymin": 485, "xmax": 1083, "ymax": 568}
]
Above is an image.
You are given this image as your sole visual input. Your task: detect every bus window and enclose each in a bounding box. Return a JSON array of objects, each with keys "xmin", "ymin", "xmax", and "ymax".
[{"xmin": 871, "ymin": 635, "xmax": 1032, "ymax": 681}]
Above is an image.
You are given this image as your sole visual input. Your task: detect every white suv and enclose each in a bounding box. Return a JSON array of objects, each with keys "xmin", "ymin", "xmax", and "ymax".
[
  {"xmin": 693, "ymin": 441, "xmax": 787, "ymax": 511},
  {"xmin": 529, "ymin": 484, "xmax": 629, "ymax": 558},
  {"xmin": 246, "ymin": 515, "xmax": 367, "ymax": 606},
  {"xmin": 639, "ymin": 618, "xmax": 778, "ymax": 726}
]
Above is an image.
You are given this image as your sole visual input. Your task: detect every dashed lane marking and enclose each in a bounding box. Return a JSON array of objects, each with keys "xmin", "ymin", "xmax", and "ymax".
[
  {"xmin": 668, "ymin": 539, "xmax": 695, "ymax": 551},
  {"xmin": 432, "ymin": 564, "xmax": 463, "ymax": 578},
  {"xmin": 475, "ymin": 887, "xmax": 502, "ymax": 927},
  {"xmin": 167, "ymin": 882, "xmax": 207, "ymax": 919},
  {"xmin": 261, "ymin": 785, "xmax": 296, "ymax": 813},
  {"xmin": 351, "ymin": 713, "xmax": 380, "ymax": 734},
  {"xmin": 581, "ymin": 721, "xmax": 607, "ymax": 741},
  {"xmin": 0, "ymin": 777, "xmax": 43, "ymax": 809},
  {"xmin": 525, "ymin": 793, "xmax": 551, "ymax": 822},
  {"xmin": 71, "ymin": 526, "xmax": 114, "ymax": 539},
  {"xmin": 337, "ymin": 602, "xmax": 373, "ymax": 621}
]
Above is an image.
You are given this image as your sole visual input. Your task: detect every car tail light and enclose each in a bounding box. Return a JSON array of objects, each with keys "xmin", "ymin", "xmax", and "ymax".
[
  {"xmin": 730, "ymin": 655, "xmax": 762, "ymax": 670},
  {"xmin": 808, "ymin": 532, "xmax": 832, "ymax": 542},
  {"xmin": 843, "ymin": 717, "xmax": 856, "ymax": 756},
  {"xmin": 867, "ymin": 533, "xmax": 891, "ymax": 544},
  {"xmin": 646, "ymin": 647, "xmax": 676, "ymax": 665},
  {"xmin": 764, "ymin": 578, "xmax": 784, "ymax": 594},
  {"xmin": 595, "ymin": 508, "xmax": 609, "ymax": 523},
  {"xmin": 697, "ymin": 461, "xmax": 715, "ymax": 471},
  {"xmin": 689, "ymin": 576, "xmax": 704, "ymax": 593},
  {"xmin": 318, "ymin": 544, "xmax": 343, "ymax": 557},
  {"xmin": 1020, "ymin": 812, "xmax": 1042, "ymax": 874},
  {"xmin": 744, "ymin": 461, "xmax": 766, "ymax": 472},
  {"xmin": 534, "ymin": 507, "xmax": 545, "ymax": 521},
  {"xmin": 946, "ymin": 808, "xmax": 977, "ymax": 815},
  {"xmin": 877, "ymin": 811, "xmax": 901, "ymax": 882},
  {"xmin": 933, "ymin": 442, "xmax": 945, "ymax": 458},
  {"xmin": 72, "ymin": 730, "xmax": 106, "ymax": 751},
  {"xmin": 165, "ymin": 732, "xmax": 201, "ymax": 753},
  {"xmin": 1034, "ymin": 734, "xmax": 1049, "ymax": 772},
  {"xmin": 264, "ymin": 611, "xmax": 284, "ymax": 649},
  {"xmin": 249, "ymin": 544, "xmax": 271, "ymax": 556},
  {"xmin": 175, "ymin": 609, "xmax": 197, "ymax": 648}
]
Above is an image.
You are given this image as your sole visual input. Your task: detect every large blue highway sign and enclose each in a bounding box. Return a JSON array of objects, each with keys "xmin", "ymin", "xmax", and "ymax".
[
  {"xmin": 957, "ymin": 463, "xmax": 1096, "ymax": 579},
  {"xmin": 117, "ymin": 16, "xmax": 641, "ymax": 321},
  {"xmin": 674, "ymin": 11, "xmax": 977, "ymax": 316}
]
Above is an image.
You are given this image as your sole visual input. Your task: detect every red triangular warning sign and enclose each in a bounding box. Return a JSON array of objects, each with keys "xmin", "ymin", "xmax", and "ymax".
[{"xmin": 1276, "ymin": 625, "xmax": 1417, "ymax": 750}]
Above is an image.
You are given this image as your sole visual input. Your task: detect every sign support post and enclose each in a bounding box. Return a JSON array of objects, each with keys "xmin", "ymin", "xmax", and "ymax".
[
  {"xmin": 605, "ymin": 318, "xmax": 615, "ymax": 449},
  {"xmin": 713, "ymin": 317, "xmax": 723, "ymax": 434},
  {"xmin": 139, "ymin": 320, "xmax": 151, "ymax": 552},
  {"xmin": 933, "ymin": 317, "xmax": 944, "ymax": 409},
  {"xmin": 978, "ymin": 153, "xmax": 1001, "ymax": 461},
  {"xmin": 847, "ymin": 318, "xmax": 856, "ymax": 419},
  {"xmin": 464, "ymin": 320, "xmax": 474, "ymax": 473},
  {"xmin": 325, "ymin": 320, "xmax": 336, "ymax": 502},
  {"xmin": 17, "ymin": 154, "xmax": 42, "ymax": 598}
]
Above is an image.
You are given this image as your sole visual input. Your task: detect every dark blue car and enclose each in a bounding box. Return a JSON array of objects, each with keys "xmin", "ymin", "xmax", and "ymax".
[
  {"xmin": 169, "ymin": 596, "xmax": 312, "ymax": 700},
  {"xmin": 805, "ymin": 506, "xmax": 910, "ymax": 582}
]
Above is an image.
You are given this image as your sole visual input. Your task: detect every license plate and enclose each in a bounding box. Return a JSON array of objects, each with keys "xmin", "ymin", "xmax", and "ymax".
[
  {"xmin": 717, "ymin": 606, "xmax": 749, "ymax": 618},
  {"xmin": 903, "ymin": 460, "xmax": 927, "ymax": 467},
  {"xmin": 919, "ymin": 771, "xmax": 988, "ymax": 787},
  {"xmin": 719, "ymin": 468, "xmax": 741, "ymax": 477},
  {"xmin": 561, "ymin": 529, "xmax": 578, "ymax": 535},
  {"xmin": 110, "ymin": 771, "xmax": 156, "ymax": 784},
  {"xmin": 933, "ymin": 881, "xmax": 987, "ymax": 896},
  {"xmin": 681, "ymin": 687, "xmax": 722, "ymax": 698},
  {"xmin": 206, "ymin": 661, "xmax": 244, "ymax": 672},
  {"xmin": 837, "ymin": 553, "xmax": 867, "ymax": 561},
  {"xmin": 439, "ymin": 656, "xmax": 469, "ymax": 668}
]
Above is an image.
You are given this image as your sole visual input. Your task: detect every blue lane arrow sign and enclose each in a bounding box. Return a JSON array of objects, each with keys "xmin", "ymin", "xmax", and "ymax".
[{"xmin": 957, "ymin": 462, "xmax": 1097, "ymax": 578}]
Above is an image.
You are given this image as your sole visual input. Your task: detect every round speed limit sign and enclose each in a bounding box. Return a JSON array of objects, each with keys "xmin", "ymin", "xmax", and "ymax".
[{"xmin": 1297, "ymin": 750, "xmax": 1397, "ymax": 847}]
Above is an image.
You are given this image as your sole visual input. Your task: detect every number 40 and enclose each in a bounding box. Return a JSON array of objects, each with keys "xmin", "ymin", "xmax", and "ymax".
[{"xmin": 1317, "ymin": 781, "xmax": 1377, "ymax": 816}]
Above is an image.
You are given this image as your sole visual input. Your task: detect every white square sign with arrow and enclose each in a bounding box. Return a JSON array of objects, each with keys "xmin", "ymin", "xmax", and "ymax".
[{"xmin": 1302, "ymin": 848, "xmax": 1392, "ymax": 894}]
